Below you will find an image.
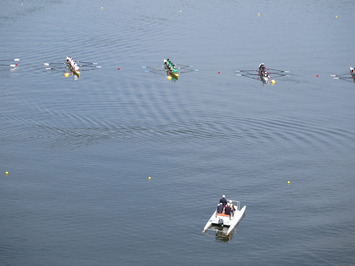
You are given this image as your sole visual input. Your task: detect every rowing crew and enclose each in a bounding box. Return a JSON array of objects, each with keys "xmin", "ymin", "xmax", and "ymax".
[
  {"xmin": 351, "ymin": 67, "xmax": 355, "ymax": 78},
  {"xmin": 66, "ymin": 56, "xmax": 80, "ymax": 77},
  {"xmin": 217, "ymin": 195, "xmax": 236, "ymax": 218},
  {"xmin": 164, "ymin": 59, "xmax": 178, "ymax": 73},
  {"xmin": 259, "ymin": 63, "xmax": 270, "ymax": 78}
]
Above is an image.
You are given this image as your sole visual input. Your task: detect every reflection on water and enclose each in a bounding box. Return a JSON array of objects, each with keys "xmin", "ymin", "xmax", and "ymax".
[
  {"xmin": 1, "ymin": 0, "xmax": 355, "ymax": 265},
  {"xmin": 214, "ymin": 226, "xmax": 234, "ymax": 242},
  {"xmin": 214, "ymin": 211, "xmax": 246, "ymax": 242}
]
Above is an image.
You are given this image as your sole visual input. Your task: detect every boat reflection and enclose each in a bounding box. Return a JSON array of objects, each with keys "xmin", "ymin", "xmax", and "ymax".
[
  {"xmin": 204, "ymin": 225, "xmax": 237, "ymax": 242},
  {"xmin": 166, "ymin": 72, "xmax": 179, "ymax": 81},
  {"xmin": 215, "ymin": 227, "xmax": 235, "ymax": 242}
]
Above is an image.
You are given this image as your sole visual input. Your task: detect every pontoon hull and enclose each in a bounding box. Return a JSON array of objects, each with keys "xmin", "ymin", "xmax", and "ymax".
[{"xmin": 203, "ymin": 205, "xmax": 246, "ymax": 235}]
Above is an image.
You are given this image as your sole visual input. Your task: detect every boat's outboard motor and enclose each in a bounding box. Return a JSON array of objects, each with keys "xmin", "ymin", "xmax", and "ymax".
[{"xmin": 218, "ymin": 218, "xmax": 224, "ymax": 228}]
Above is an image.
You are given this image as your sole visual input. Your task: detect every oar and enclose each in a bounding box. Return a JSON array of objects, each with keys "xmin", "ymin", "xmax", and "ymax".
[
  {"xmin": 236, "ymin": 73, "xmax": 260, "ymax": 80},
  {"xmin": 235, "ymin": 69, "xmax": 259, "ymax": 73},
  {"xmin": 269, "ymin": 72, "xmax": 289, "ymax": 76},
  {"xmin": 180, "ymin": 68, "xmax": 198, "ymax": 73},
  {"xmin": 267, "ymin": 68, "xmax": 289, "ymax": 73},
  {"xmin": 333, "ymin": 76, "xmax": 352, "ymax": 80},
  {"xmin": 0, "ymin": 64, "xmax": 18, "ymax": 67},
  {"xmin": 78, "ymin": 64, "xmax": 101, "ymax": 68},
  {"xmin": 80, "ymin": 66, "xmax": 102, "ymax": 71},
  {"xmin": 0, "ymin": 58, "xmax": 20, "ymax": 62},
  {"xmin": 43, "ymin": 62, "xmax": 66, "ymax": 66},
  {"xmin": 76, "ymin": 61, "xmax": 98, "ymax": 65},
  {"xmin": 331, "ymin": 73, "xmax": 350, "ymax": 77}
]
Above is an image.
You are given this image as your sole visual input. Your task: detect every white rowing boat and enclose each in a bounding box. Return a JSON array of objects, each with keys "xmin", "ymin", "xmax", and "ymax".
[
  {"xmin": 66, "ymin": 56, "xmax": 81, "ymax": 77},
  {"xmin": 259, "ymin": 71, "xmax": 270, "ymax": 84},
  {"xmin": 202, "ymin": 200, "xmax": 246, "ymax": 235},
  {"xmin": 259, "ymin": 63, "xmax": 270, "ymax": 84}
]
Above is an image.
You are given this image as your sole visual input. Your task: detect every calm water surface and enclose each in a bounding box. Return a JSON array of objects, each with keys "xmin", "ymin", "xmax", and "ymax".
[{"xmin": 1, "ymin": 0, "xmax": 355, "ymax": 265}]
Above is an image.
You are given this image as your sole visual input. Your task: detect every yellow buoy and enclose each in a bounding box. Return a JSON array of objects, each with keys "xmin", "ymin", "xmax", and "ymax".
[
  {"xmin": 148, "ymin": 176, "xmax": 152, "ymax": 181},
  {"xmin": 5, "ymin": 171, "xmax": 9, "ymax": 176},
  {"xmin": 335, "ymin": 15, "xmax": 338, "ymax": 19},
  {"xmin": 258, "ymin": 13, "xmax": 261, "ymax": 16},
  {"xmin": 64, "ymin": 72, "xmax": 70, "ymax": 77},
  {"xmin": 271, "ymin": 79, "xmax": 276, "ymax": 84},
  {"xmin": 287, "ymin": 180, "xmax": 291, "ymax": 184}
]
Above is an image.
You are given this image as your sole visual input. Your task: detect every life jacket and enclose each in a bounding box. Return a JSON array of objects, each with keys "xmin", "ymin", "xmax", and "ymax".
[{"xmin": 224, "ymin": 205, "xmax": 231, "ymax": 215}]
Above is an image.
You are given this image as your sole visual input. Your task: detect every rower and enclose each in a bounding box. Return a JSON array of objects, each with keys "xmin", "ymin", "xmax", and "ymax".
[
  {"xmin": 167, "ymin": 58, "xmax": 175, "ymax": 68},
  {"xmin": 259, "ymin": 63, "xmax": 266, "ymax": 71},
  {"xmin": 259, "ymin": 64, "xmax": 269, "ymax": 78}
]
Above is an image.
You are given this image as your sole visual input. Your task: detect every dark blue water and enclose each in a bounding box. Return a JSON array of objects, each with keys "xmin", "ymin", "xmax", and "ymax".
[{"xmin": 1, "ymin": 1, "xmax": 355, "ymax": 265}]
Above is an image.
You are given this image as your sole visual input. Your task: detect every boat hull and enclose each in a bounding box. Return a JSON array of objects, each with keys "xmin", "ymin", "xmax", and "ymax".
[
  {"xmin": 66, "ymin": 57, "xmax": 80, "ymax": 78},
  {"xmin": 203, "ymin": 205, "xmax": 246, "ymax": 234},
  {"xmin": 164, "ymin": 59, "xmax": 179, "ymax": 80},
  {"xmin": 259, "ymin": 72, "xmax": 269, "ymax": 84},
  {"xmin": 168, "ymin": 71, "xmax": 179, "ymax": 79},
  {"xmin": 72, "ymin": 70, "xmax": 81, "ymax": 77}
]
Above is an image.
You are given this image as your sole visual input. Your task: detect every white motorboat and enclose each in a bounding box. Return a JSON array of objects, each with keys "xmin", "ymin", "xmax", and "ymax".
[{"xmin": 202, "ymin": 200, "xmax": 246, "ymax": 235}]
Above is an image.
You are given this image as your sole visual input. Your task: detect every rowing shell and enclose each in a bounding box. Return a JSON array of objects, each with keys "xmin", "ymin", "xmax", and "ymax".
[
  {"xmin": 164, "ymin": 59, "xmax": 179, "ymax": 80},
  {"xmin": 331, "ymin": 67, "xmax": 355, "ymax": 82},
  {"xmin": 236, "ymin": 67, "xmax": 289, "ymax": 84},
  {"xmin": 259, "ymin": 70, "xmax": 270, "ymax": 84},
  {"xmin": 66, "ymin": 56, "xmax": 81, "ymax": 77},
  {"xmin": 143, "ymin": 61, "xmax": 198, "ymax": 80}
]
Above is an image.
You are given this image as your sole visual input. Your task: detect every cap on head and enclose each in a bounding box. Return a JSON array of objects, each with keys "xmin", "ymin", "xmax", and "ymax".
[{"xmin": 222, "ymin": 195, "xmax": 225, "ymax": 198}]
